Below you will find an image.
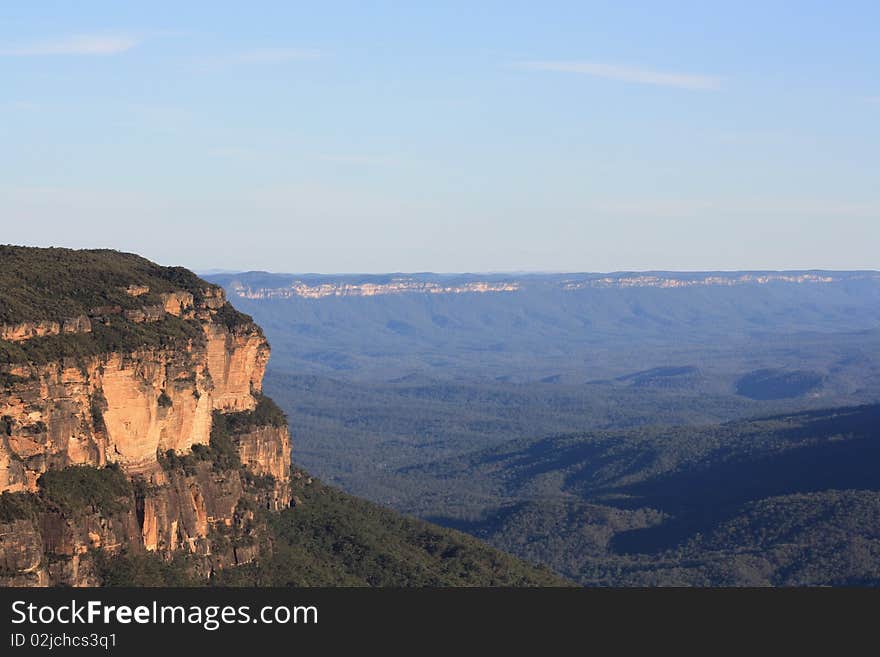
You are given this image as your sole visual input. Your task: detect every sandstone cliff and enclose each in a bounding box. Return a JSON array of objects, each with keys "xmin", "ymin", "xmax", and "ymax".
[{"xmin": 0, "ymin": 247, "xmax": 292, "ymax": 586}]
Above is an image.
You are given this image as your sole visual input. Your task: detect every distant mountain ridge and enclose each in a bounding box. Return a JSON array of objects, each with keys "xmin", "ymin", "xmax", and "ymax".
[
  {"xmin": 205, "ymin": 267, "xmax": 880, "ymax": 388},
  {"xmin": 210, "ymin": 270, "xmax": 880, "ymax": 300}
]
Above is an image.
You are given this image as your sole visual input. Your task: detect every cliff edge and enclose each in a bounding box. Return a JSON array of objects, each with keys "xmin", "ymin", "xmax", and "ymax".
[{"xmin": 0, "ymin": 246, "xmax": 291, "ymax": 585}]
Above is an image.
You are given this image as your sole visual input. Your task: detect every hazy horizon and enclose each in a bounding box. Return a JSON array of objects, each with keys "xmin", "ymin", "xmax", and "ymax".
[
  {"xmin": 198, "ymin": 266, "xmax": 880, "ymax": 277},
  {"xmin": 193, "ymin": 267, "xmax": 880, "ymax": 278}
]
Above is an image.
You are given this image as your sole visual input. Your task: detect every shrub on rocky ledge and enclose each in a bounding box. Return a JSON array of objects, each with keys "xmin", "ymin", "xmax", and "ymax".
[
  {"xmin": 223, "ymin": 393, "xmax": 288, "ymax": 432},
  {"xmin": 38, "ymin": 464, "xmax": 131, "ymax": 516},
  {"xmin": 0, "ymin": 491, "xmax": 43, "ymax": 522}
]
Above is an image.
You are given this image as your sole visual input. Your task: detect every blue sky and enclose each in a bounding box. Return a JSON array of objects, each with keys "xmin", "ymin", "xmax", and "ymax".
[{"xmin": 1, "ymin": 1, "xmax": 878, "ymax": 272}]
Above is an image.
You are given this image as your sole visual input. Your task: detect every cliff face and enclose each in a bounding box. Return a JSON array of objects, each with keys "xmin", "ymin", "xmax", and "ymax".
[
  {"xmin": 0, "ymin": 248, "xmax": 291, "ymax": 586},
  {"xmin": 0, "ymin": 290, "xmax": 269, "ymax": 488}
]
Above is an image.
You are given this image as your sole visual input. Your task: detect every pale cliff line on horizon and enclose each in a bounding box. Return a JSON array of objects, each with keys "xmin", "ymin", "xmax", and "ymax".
[{"xmin": 205, "ymin": 270, "xmax": 880, "ymax": 301}]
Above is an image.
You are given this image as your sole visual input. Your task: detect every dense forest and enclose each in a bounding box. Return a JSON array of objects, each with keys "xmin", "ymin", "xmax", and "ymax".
[{"xmin": 402, "ymin": 404, "xmax": 880, "ymax": 585}]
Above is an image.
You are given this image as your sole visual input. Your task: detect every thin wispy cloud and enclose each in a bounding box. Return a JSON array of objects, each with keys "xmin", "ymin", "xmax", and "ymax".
[
  {"xmin": 234, "ymin": 48, "xmax": 322, "ymax": 63},
  {"xmin": 318, "ymin": 154, "xmax": 392, "ymax": 166},
  {"xmin": 591, "ymin": 198, "xmax": 880, "ymax": 219},
  {"xmin": 209, "ymin": 146, "xmax": 261, "ymax": 159},
  {"xmin": 190, "ymin": 47, "xmax": 323, "ymax": 71},
  {"xmin": 0, "ymin": 100, "xmax": 41, "ymax": 111},
  {"xmin": 716, "ymin": 129, "xmax": 791, "ymax": 144},
  {"xmin": 0, "ymin": 34, "xmax": 140, "ymax": 56},
  {"xmin": 518, "ymin": 60, "xmax": 722, "ymax": 91}
]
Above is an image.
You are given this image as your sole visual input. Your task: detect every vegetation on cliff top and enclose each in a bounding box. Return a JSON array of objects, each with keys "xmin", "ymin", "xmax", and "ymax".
[
  {"xmin": 0, "ymin": 245, "xmax": 210, "ymax": 323},
  {"xmin": 0, "ymin": 246, "xmax": 259, "ymax": 366}
]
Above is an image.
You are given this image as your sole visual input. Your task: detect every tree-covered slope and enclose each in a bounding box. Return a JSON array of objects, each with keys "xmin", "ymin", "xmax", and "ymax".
[
  {"xmin": 95, "ymin": 473, "xmax": 571, "ymax": 587},
  {"xmin": 406, "ymin": 404, "xmax": 880, "ymax": 586}
]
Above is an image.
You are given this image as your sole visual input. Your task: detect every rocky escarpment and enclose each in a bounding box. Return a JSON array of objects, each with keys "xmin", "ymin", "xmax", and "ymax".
[
  {"xmin": 0, "ymin": 246, "xmax": 292, "ymax": 586},
  {"xmin": 0, "ymin": 313, "xmax": 268, "ymax": 489}
]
